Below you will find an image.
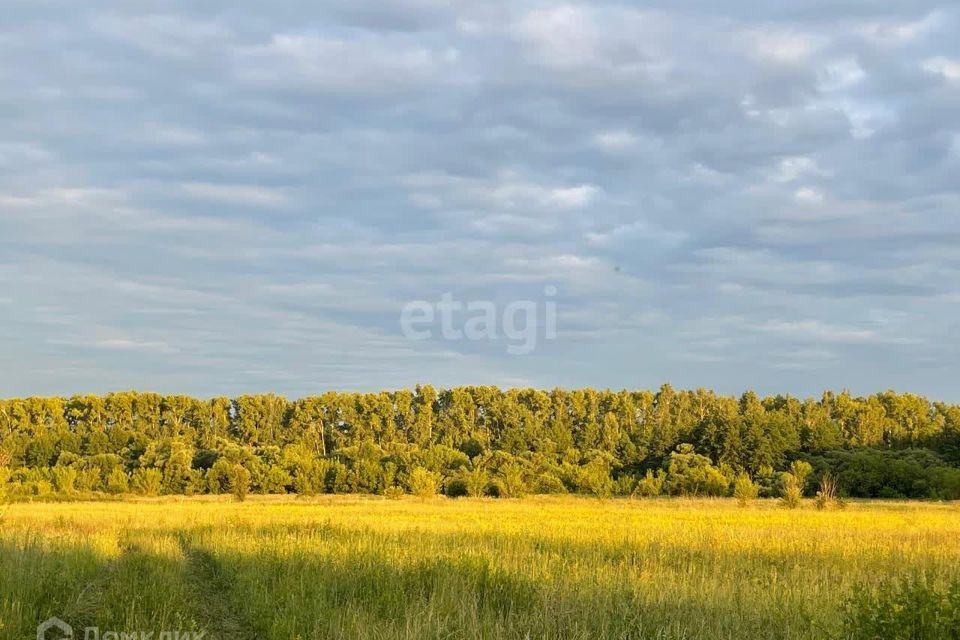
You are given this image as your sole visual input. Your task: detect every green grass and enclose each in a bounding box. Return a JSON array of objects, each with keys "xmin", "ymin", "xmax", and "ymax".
[{"xmin": 3, "ymin": 496, "xmax": 959, "ymax": 639}]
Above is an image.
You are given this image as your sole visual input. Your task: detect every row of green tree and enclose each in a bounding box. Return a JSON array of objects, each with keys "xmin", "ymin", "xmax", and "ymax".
[{"xmin": 1, "ymin": 386, "xmax": 959, "ymax": 499}]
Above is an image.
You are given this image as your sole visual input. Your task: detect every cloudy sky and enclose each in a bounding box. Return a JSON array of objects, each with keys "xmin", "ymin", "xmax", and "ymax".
[{"xmin": 2, "ymin": 1, "xmax": 959, "ymax": 400}]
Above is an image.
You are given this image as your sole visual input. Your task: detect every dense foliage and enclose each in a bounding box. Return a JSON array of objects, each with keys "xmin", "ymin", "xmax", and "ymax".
[
  {"xmin": 843, "ymin": 574, "xmax": 960, "ymax": 639},
  {"xmin": 2, "ymin": 386, "xmax": 959, "ymax": 499}
]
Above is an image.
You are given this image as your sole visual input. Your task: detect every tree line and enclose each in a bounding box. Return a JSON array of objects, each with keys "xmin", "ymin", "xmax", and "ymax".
[{"xmin": 1, "ymin": 385, "xmax": 959, "ymax": 500}]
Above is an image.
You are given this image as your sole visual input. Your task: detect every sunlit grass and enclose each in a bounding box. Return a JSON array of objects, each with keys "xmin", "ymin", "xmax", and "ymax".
[{"xmin": 2, "ymin": 496, "xmax": 959, "ymax": 639}]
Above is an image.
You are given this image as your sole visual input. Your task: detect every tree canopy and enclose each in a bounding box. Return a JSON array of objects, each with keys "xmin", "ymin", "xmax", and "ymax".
[{"xmin": 1, "ymin": 386, "xmax": 959, "ymax": 499}]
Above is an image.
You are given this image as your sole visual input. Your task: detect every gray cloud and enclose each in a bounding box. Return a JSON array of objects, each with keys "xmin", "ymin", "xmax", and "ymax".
[{"xmin": 1, "ymin": 1, "xmax": 958, "ymax": 399}]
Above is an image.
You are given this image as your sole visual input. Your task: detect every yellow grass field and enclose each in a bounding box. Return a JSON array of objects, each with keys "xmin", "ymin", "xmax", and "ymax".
[{"xmin": 3, "ymin": 496, "xmax": 959, "ymax": 639}]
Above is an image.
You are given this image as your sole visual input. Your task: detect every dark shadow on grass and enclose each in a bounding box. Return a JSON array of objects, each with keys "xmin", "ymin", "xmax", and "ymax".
[{"xmin": 2, "ymin": 517, "xmax": 887, "ymax": 640}]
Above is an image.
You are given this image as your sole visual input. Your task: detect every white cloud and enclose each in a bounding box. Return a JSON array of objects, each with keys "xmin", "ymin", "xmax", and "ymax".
[
  {"xmin": 92, "ymin": 13, "xmax": 231, "ymax": 58},
  {"xmin": 793, "ymin": 187, "xmax": 824, "ymax": 205},
  {"xmin": 181, "ymin": 182, "xmax": 288, "ymax": 207},
  {"xmin": 859, "ymin": 13, "xmax": 943, "ymax": 46},
  {"xmin": 142, "ymin": 123, "xmax": 206, "ymax": 147},
  {"xmin": 234, "ymin": 33, "xmax": 459, "ymax": 94},
  {"xmin": 819, "ymin": 57, "xmax": 866, "ymax": 91},
  {"xmin": 922, "ymin": 57, "xmax": 960, "ymax": 81},
  {"xmin": 546, "ymin": 185, "xmax": 598, "ymax": 208},
  {"xmin": 585, "ymin": 220, "xmax": 685, "ymax": 249},
  {"xmin": 774, "ymin": 156, "xmax": 822, "ymax": 182},
  {"xmin": 756, "ymin": 319, "xmax": 878, "ymax": 343},
  {"xmin": 592, "ymin": 130, "xmax": 639, "ymax": 151},
  {"xmin": 747, "ymin": 30, "xmax": 820, "ymax": 64},
  {"xmin": 405, "ymin": 171, "xmax": 600, "ymax": 213},
  {"xmin": 513, "ymin": 6, "xmax": 598, "ymax": 71}
]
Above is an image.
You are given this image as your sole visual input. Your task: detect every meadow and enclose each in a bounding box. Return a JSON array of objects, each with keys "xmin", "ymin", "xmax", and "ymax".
[{"xmin": 2, "ymin": 496, "xmax": 959, "ymax": 640}]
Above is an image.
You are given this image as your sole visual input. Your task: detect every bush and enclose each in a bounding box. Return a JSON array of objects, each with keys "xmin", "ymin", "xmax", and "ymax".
[
  {"xmin": 485, "ymin": 478, "xmax": 505, "ymax": 498},
  {"xmin": 843, "ymin": 574, "xmax": 960, "ymax": 640},
  {"xmin": 326, "ymin": 460, "xmax": 352, "ymax": 493},
  {"xmin": 634, "ymin": 470, "xmax": 665, "ymax": 497},
  {"xmin": 75, "ymin": 468, "xmax": 103, "ymax": 493},
  {"xmin": 230, "ymin": 464, "xmax": 251, "ymax": 502},
  {"xmin": 8, "ymin": 467, "xmax": 53, "ymax": 497},
  {"xmin": 52, "ymin": 466, "xmax": 78, "ymax": 495},
  {"xmin": 755, "ymin": 465, "xmax": 780, "ymax": 498},
  {"xmin": 383, "ymin": 485, "xmax": 405, "ymax": 500},
  {"xmin": 789, "ymin": 460, "xmax": 813, "ymax": 495},
  {"xmin": 499, "ymin": 463, "xmax": 527, "ymax": 498},
  {"xmin": 106, "ymin": 467, "xmax": 130, "ymax": 494},
  {"xmin": 0, "ymin": 466, "xmax": 10, "ymax": 501},
  {"xmin": 665, "ymin": 445, "xmax": 729, "ymax": 497},
  {"xmin": 131, "ymin": 468, "xmax": 163, "ymax": 496},
  {"xmin": 780, "ymin": 473, "xmax": 802, "ymax": 509},
  {"xmin": 444, "ymin": 477, "xmax": 468, "ymax": 497},
  {"xmin": 463, "ymin": 466, "xmax": 489, "ymax": 498},
  {"xmin": 536, "ymin": 473, "xmax": 568, "ymax": 494},
  {"xmin": 261, "ymin": 465, "xmax": 292, "ymax": 494},
  {"xmin": 288, "ymin": 457, "xmax": 329, "ymax": 495},
  {"xmin": 138, "ymin": 438, "xmax": 195, "ymax": 495},
  {"xmin": 814, "ymin": 473, "xmax": 839, "ymax": 511},
  {"xmin": 206, "ymin": 458, "xmax": 234, "ymax": 494},
  {"xmin": 407, "ymin": 467, "xmax": 441, "ymax": 498},
  {"xmin": 577, "ymin": 458, "xmax": 613, "ymax": 497},
  {"xmin": 806, "ymin": 449, "xmax": 960, "ymax": 500},
  {"xmin": 733, "ymin": 474, "xmax": 759, "ymax": 506}
]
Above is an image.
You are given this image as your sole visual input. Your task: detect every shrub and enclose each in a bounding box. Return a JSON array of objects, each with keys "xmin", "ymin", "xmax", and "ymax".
[
  {"xmin": 138, "ymin": 438, "xmax": 196, "ymax": 495},
  {"xmin": 755, "ymin": 465, "xmax": 780, "ymax": 498},
  {"xmin": 634, "ymin": 470, "xmax": 665, "ymax": 497},
  {"xmin": 536, "ymin": 473, "xmax": 569, "ymax": 494},
  {"xmin": 230, "ymin": 464, "xmax": 251, "ymax": 502},
  {"xmin": 261, "ymin": 465, "xmax": 292, "ymax": 494},
  {"xmin": 8, "ymin": 467, "xmax": 53, "ymax": 497},
  {"xmin": 843, "ymin": 574, "xmax": 960, "ymax": 640},
  {"xmin": 814, "ymin": 473, "xmax": 839, "ymax": 511},
  {"xmin": 105, "ymin": 467, "xmax": 130, "ymax": 494},
  {"xmin": 444, "ymin": 477, "xmax": 468, "ymax": 497},
  {"xmin": 665, "ymin": 445, "xmax": 729, "ymax": 497},
  {"xmin": 806, "ymin": 449, "xmax": 960, "ymax": 500},
  {"xmin": 28, "ymin": 479, "xmax": 54, "ymax": 497},
  {"xmin": 131, "ymin": 468, "xmax": 163, "ymax": 496},
  {"xmin": 780, "ymin": 474, "xmax": 802, "ymax": 509},
  {"xmin": 789, "ymin": 460, "xmax": 813, "ymax": 495},
  {"xmin": 287, "ymin": 457, "xmax": 329, "ymax": 496},
  {"xmin": 577, "ymin": 458, "xmax": 613, "ymax": 497},
  {"xmin": 206, "ymin": 458, "xmax": 234, "ymax": 494},
  {"xmin": 75, "ymin": 468, "xmax": 103, "ymax": 493},
  {"xmin": 348, "ymin": 458, "xmax": 388, "ymax": 494},
  {"xmin": 733, "ymin": 474, "xmax": 759, "ymax": 506},
  {"xmin": 407, "ymin": 467, "xmax": 441, "ymax": 498},
  {"xmin": 326, "ymin": 460, "xmax": 352, "ymax": 493},
  {"xmin": 0, "ymin": 450, "xmax": 10, "ymax": 500},
  {"xmin": 485, "ymin": 478, "xmax": 505, "ymax": 498},
  {"xmin": 499, "ymin": 463, "xmax": 528, "ymax": 498},
  {"xmin": 463, "ymin": 466, "xmax": 489, "ymax": 498},
  {"xmin": 52, "ymin": 466, "xmax": 78, "ymax": 495},
  {"xmin": 0, "ymin": 467, "xmax": 9, "ymax": 501},
  {"xmin": 383, "ymin": 485, "xmax": 405, "ymax": 500}
]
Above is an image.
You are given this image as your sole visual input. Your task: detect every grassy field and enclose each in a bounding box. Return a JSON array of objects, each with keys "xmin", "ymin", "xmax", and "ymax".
[{"xmin": 2, "ymin": 497, "xmax": 959, "ymax": 639}]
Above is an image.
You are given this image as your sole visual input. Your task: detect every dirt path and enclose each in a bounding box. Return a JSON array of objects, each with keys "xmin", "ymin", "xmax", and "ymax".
[{"xmin": 178, "ymin": 536, "xmax": 257, "ymax": 640}]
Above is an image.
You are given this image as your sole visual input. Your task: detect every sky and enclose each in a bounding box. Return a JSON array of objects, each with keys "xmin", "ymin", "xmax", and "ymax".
[{"xmin": 1, "ymin": 1, "xmax": 959, "ymax": 400}]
